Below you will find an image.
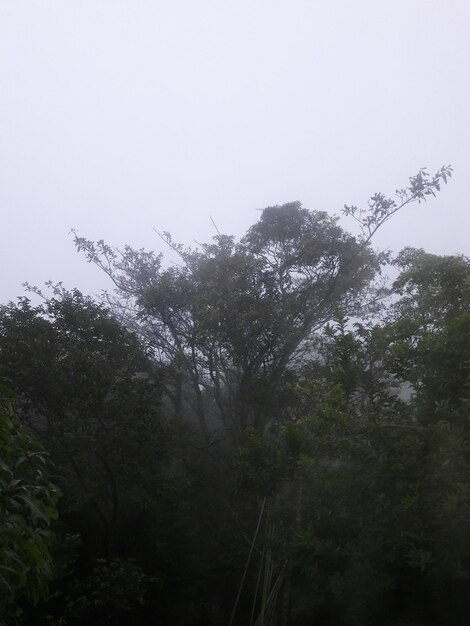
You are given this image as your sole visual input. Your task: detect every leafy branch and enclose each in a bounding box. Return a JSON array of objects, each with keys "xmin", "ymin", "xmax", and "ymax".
[{"xmin": 342, "ymin": 165, "xmax": 453, "ymax": 242}]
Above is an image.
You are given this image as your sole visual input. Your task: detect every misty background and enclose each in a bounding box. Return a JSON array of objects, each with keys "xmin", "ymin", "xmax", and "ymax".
[{"xmin": 1, "ymin": 0, "xmax": 469, "ymax": 301}]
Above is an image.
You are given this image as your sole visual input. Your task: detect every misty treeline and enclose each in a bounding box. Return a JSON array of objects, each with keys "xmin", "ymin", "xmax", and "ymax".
[{"xmin": 3, "ymin": 165, "xmax": 470, "ymax": 625}]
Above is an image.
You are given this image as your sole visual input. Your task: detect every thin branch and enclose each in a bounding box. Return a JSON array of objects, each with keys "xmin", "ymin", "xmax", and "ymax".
[{"xmin": 210, "ymin": 215, "xmax": 221, "ymax": 236}]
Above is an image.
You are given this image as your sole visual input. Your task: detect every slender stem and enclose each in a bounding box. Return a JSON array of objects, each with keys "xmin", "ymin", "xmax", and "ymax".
[{"xmin": 228, "ymin": 496, "xmax": 267, "ymax": 626}]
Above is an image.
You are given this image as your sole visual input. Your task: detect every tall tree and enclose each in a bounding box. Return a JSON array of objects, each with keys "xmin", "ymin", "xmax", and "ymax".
[
  {"xmin": 73, "ymin": 166, "xmax": 451, "ymax": 444},
  {"xmin": 0, "ymin": 288, "xmax": 170, "ymax": 561}
]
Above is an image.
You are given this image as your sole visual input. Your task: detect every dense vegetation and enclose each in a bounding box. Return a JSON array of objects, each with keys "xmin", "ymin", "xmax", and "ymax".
[{"xmin": 3, "ymin": 166, "xmax": 470, "ymax": 625}]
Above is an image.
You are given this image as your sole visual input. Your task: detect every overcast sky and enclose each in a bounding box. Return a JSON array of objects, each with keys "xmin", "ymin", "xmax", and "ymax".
[{"xmin": 1, "ymin": 1, "xmax": 469, "ymax": 302}]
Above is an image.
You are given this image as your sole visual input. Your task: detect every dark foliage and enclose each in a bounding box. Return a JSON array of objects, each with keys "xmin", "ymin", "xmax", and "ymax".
[{"xmin": 3, "ymin": 167, "xmax": 470, "ymax": 625}]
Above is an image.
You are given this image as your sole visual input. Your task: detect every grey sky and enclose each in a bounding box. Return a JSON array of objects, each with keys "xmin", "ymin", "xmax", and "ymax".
[{"xmin": 1, "ymin": 1, "xmax": 469, "ymax": 301}]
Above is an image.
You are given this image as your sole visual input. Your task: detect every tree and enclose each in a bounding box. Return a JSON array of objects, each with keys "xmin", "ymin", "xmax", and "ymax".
[
  {"xmin": 233, "ymin": 249, "xmax": 470, "ymax": 625},
  {"xmin": 232, "ymin": 308, "xmax": 470, "ymax": 625},
  {"xmin": 0, "ymin": 288, "xmax": 172, "ymax": 562},
  {"xmin": 72, "ymin": 166, "xmax": 452, "ymax": 445},
  {"xmin": 387, "ymin": 248, "xmax": 470, "ymax": 414}
]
